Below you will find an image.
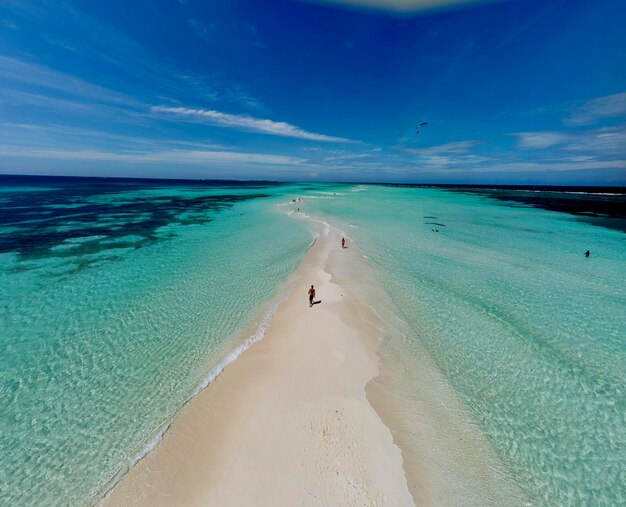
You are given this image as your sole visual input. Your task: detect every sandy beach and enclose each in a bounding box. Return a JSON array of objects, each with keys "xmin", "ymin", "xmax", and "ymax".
[{"xmin": 102, "ymin": 224, "xmax": 415, "ymax": 506}]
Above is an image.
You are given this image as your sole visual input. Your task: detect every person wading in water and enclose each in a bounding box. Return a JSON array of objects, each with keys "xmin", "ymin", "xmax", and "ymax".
[{"xmin": 308, "ymin": 285, "xmax": 316, "ymax": 307}]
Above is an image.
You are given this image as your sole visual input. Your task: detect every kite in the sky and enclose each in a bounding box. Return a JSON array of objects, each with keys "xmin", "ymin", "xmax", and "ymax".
[{"xmin": 415, "ymin": 122, "xmax": 428, "ymax": 134}]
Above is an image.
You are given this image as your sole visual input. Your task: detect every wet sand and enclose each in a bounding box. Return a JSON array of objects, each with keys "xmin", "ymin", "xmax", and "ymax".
[{"xmin": 102, "ymin": 225, "xmax": 414, "ymax": 506}]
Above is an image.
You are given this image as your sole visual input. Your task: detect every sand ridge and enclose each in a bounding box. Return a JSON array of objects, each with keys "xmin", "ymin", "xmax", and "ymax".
[{"xmin": 102, "ymin": 224, "xmax": 414, "ymax": 506}]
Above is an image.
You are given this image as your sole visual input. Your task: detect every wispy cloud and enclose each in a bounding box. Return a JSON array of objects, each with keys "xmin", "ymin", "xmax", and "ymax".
[
  {"xmin": 0, "ymin": 3, "xmax": 225, "ymax": 108},
  {"xmin": 461, "ymin": 159, "xmax": 626, "ymax": 174},
  {"xmin": 513, "ymin": 131, "xmax": 568, "ymax": 149},
  {"xmin": 152, "ymin": 105, "xmax": 354, "ymax": 142},
  {"xmin": 0, "ymin": 122, "xmax": 228, "ymax": 152},
  {"xmin": 401, "ymin": 140, "xmax": 490, "ymax": 168},
  {"xmin": 564, "ymin": 92, "xmax": 626, "ymax": 126},
  {"xmin": 515, "ymin": 126, "xmax": 626, "ymax": 157},
  {"xmin": 187, "ymin": 19, "xmax": 212, "ymax": 41},
  {"xmin": 323, "ymin": 153, "xmax": 374, "ymax": 162},
  {"xmin": 388, "ymin": 129, "xmax": 626, "ymax": 176},
  {"xmin": 223, "ymin": 85, "xmax": 267, "ymax": 112},
  {"xmin": 0, "ymin": 145, "xmax": 302, "ymax": 166},
  {"xmin": 565, "ymin": 127, "xmax": 626, "ymax": 156},
  {"xmin": 403, "ymin": 140, "xmax": 478, "ymax": 155},
  {"xmin": 0, "ymin": 56, "xmax": 141, "ymax": 108}
]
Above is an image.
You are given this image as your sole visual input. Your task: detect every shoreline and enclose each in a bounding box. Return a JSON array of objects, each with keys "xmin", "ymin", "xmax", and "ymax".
[
  {"xmin": 92, "ymin": 235, "xmax": 309, "ymax": 504},
  {"xmin": 101, "ymin": 222, "xmax": 415, "ymax": 506}
]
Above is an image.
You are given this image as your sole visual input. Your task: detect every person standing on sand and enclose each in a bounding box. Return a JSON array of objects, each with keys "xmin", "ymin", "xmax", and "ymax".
[
  {"xmin": 341, "ymin": 237, "xmax": 346, "ymax": 248},
  {"xmin": 308, "ymin": 285, "xmax": 316, "ymax": 307}
]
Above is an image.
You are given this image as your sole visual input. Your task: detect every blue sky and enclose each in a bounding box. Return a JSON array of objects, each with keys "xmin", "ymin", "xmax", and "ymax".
[{"xmin": 1, "ymin": 0, "xmax": 625, "ymax": 184}]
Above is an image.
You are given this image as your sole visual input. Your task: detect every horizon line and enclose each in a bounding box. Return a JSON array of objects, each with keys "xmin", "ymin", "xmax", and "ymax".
[{"xmin": 1, "ymin": 173, "xmax": 625, "ymax": 190}]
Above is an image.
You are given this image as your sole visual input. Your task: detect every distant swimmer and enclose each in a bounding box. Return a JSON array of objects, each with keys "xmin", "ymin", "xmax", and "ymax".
[
  {"xmin": 341, "ymin": 237, "xmax": 346, "ymax": 248},
  {"xmin": 308, "ymin": 285, "xmax": 316, "ymax": 307},
  {"xmin": 585, "ymin": 250, "xmax": 590, "ymax": 257}
]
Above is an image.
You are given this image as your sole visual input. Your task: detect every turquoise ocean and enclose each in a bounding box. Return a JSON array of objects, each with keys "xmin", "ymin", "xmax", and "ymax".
[{"xmin": 1, "ymin": 176, "xmax": 624, "ymax": 505}]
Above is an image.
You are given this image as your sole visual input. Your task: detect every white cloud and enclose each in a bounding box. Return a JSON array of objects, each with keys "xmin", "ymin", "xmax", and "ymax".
[
  {"xmin": 400, "ymin": 140, "xmax": 489, "ymax": 168},
  {"xmin": 391, "ymin": 130, "xmax": 626, "ymax": 176},
  {"xmin": 404, "ymin": 140, "xmax": 478, "ymax": 155},
  {"xmin": 0, "ymin": 56, "xmax": 141, "ymax": 108},
  {"xmin": 0, "ymin": 146, "xmax": 302, "ymax": 166},
  {"xmin": 187, "ymin": 19, "xmax": 212, "ymax": 41},
  {"xmin": 323, "ymin": 153, "xmax": 374, "ymax": 162},
  {"xmin": 0, "ymin": 8, "xmax": 225, "ymax": 108},
  {"xmin": 564, "ymin": 127, "xmax": 626, "ymax": 156},
  {"xmin": 515, "ymin": 126, "xmax": 626, "ymax": 157},
  {"xmin": 1, "ymin": 122, "xmax": 229, "ymax": 152},
  {"xmin": 564, "ymin": 92, "xmax": 626, "ymax": 126},
  {"xmin": 419, "ymin": 153, "xmax": 490, "ymax": 168},
  {"xmin": 463, "ymin": 159, "xmax": 626, "ymax": 174},
  {"xmin": 152, "ymin": 105, "xmax": 353, "ymax": 142},
  {"xmin": 513, "ymin": 132, "xmax": 568, "ymax": 149},
  {"xmin": 223, "ymin": 85, "xmax": 266, "ymax": 111}
]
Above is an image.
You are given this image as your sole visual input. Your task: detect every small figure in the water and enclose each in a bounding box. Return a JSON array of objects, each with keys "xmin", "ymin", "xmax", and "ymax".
[{"xmin": 585, "ymin": 250, "xmax": 590, "ymax": 258}]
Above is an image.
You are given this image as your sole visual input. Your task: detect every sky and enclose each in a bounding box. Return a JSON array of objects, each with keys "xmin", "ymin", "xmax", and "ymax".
[{"xmin": 1, "ymin": 0, "xmax": 625, "ymax": 184}]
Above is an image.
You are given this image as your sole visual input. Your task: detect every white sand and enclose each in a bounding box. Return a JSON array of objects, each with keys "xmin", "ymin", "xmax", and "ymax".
[{"xmin": 102, "ymin": 225, "xmax": 415, "ymax": 506}]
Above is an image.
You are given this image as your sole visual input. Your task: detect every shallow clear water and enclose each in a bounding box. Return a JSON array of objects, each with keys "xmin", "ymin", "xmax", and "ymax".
[
  {"xmin": 2, "ymin": 178, "xmax": 624, "ymax": 506},
  {"xmin": 0, "ymin": 178, "xmax": 313, "ymax": 505},
  {"xmin": 305, "ymin": 184, "xmax": 626, "ymax": 506}
]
